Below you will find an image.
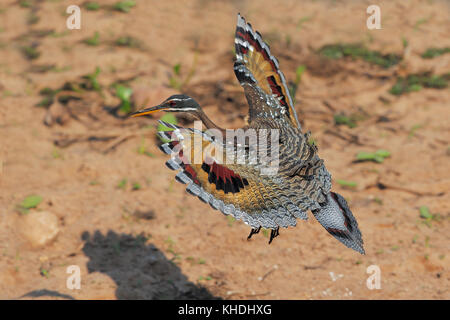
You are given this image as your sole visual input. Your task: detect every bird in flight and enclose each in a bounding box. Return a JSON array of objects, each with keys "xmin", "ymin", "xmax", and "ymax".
[{"xmin": 131, "ymin": 14, "xmax": 365, "ymax": 254}]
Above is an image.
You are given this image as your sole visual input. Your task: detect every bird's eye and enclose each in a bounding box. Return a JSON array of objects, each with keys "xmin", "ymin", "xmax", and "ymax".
[{"xmin": 169, "ymin": 101, "xmax": 176, "ymax": 106}]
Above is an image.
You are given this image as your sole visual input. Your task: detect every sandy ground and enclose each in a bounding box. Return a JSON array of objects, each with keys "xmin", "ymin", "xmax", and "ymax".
[{"xmin": 0, "ymin": 0, "xmax": 449, "ymax": 299}]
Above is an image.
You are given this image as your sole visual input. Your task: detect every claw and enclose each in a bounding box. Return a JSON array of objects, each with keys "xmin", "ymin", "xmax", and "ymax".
[
  {"xmin": 268, "ymin": 227, "xmax": 279, "ymax": 244},
  {"xmin": 247, "ymin": 226, "xmax": 261, "ymax": 240}
]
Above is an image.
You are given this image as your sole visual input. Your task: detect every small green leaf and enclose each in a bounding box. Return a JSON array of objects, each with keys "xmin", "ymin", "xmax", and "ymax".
[
  {"xmin": 21, "ymin": 46, "xmax": 40, "ymax": 60},
  {"xmin": 419, "ymin": 206, "xmax": 432, "ymax": 219},
  {"xmin": 84, "ymin": 32, "xmax": 100, "ymax": 46},
  {"xmin": 356, "ymin": 151, "xmax": 376, "ymax": 161},
  {"xmin": 295, "ymin": 65, "xmax": 306, "ymax": 83},
  {"xmin": 115, "ymin": 85, "xmax": 133, "ymax": 113},
  {"xmin": 336, "ymin": 180, "xmax": 357, "ymax": 188},
  {"xmin": 117, "ymin": 179, "xmax": 127, "ymax": 189},
  {"xmin": 334, "ymin": 114, "xmax": 357, "ymax": 128},
  {"xmin": 409, "ymin": 84, "xmax": 422, "ymax": 92},
  {"xmin": 375, "ymin": 150, "xmax": 391, "ymax": 158},
  {"xmin": 401, "ymin": 37, "xmax": 409, "ymax": 49},
  {"xmin": 40, "ymin": 268, "xmax": 49, "ymax": 278},
  {"xmin": 84, "ymin": 2, "xmax": 100, "ymax": 11},
  {"xmin": 132, "ymin": 182, "xmax": 141, "ymax": 190},
  {"xmin": 173, "ymin": 63, "xmax": 181, "ymax": 76},
  {"xmin": 422, "ymin": 47, "xmax": 450, "ymax": 59},
  {"xmin": 19, "ymin": 1, "xmax": 32, "ymax": 8},
  {"xmin": 21, "ymin": 195, "xmax": 42, "ymax": 209},
  {"xmin": 356, "ymin": 150, "xmax": 390, "ymax": 163},
  {"xmin": 113, "ymin": 1, "xmax": 136, "ymax": 13},
  {"xmin": 82, "ymin": 67, "xmax": 101, "ymax": 91},
  {"xmin": 116, "ymin": 85, "xmax": 132, "ymax": 101}
]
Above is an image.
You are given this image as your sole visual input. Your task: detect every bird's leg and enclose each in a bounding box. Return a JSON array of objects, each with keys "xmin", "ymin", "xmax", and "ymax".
[
  {"xmin": 268, "ymin": 227, "xmax": 280, "ymax": 244},
  {"xmin": 247, "ymin": 226, "xmax": 261, "ymax": 240}
]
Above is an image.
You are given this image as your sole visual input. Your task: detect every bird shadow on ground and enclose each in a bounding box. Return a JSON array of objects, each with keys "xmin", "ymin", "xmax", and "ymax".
[{"xmin": 81, "ymin": 230, "xmax": 220, "ymax": 299}]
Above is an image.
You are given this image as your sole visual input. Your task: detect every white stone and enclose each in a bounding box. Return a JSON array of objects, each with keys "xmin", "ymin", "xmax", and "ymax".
[{"xmin": 19, "ymin": 211, "xmax": 60, "ymax": 247}]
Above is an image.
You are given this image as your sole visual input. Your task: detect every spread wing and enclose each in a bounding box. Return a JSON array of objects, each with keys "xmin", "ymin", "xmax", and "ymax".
[
  {"xmin": 156, "ymin": 120, "xmax": 365, "ymax": 253},
  {"xmin": 157, "ymin": 120, "xmax": 316, "ymax": 230},
  {"xmin": 234, "ymin": 13, "xmax": 301, "ymax": 129}
]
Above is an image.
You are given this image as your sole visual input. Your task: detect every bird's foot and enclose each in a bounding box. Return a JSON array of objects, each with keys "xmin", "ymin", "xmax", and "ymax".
[
  {"xmin": 247, "ymin": 226, "xmax": 261, "ymax": 240},
  {"xmin": 268, "ymin": 227, "xmax": 280, "ymax": 244}
]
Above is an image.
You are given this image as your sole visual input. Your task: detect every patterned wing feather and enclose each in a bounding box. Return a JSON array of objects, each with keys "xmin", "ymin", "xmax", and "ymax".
[
  {"xmin": 157, "ymin": 120, "xmax": 304, "ymax": 230},
  {"xmin": 234, "ymin": 13, "xmax": 300, "ymax": 128}
]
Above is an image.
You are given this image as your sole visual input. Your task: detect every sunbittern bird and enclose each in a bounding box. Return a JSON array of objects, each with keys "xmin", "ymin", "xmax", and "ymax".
[{"xmin": 131, "ymin": 14, "xmax": 365, "ymax": 254}]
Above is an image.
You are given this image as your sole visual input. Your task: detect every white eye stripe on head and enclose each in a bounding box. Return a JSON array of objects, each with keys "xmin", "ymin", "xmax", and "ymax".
[{"xmin": 167, "ymin": 107, "xmax": 197, "ymax": 112}]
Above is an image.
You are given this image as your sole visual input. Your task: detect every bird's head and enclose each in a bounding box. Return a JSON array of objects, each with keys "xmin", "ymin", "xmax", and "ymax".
[{"xmin": 130, "ymin": 94, "xmax": 200, "ymax": 118}]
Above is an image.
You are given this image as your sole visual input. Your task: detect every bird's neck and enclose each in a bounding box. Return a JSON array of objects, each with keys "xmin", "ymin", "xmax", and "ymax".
[{"xmin": 195, "ymin": 109, "xmax": 226, "ymax": 134}]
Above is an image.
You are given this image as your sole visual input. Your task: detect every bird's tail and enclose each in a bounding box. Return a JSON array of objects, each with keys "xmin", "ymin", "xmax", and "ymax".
[{"xmin": 312, "ymin": 192, "xmax": 365, "ymax": 254}]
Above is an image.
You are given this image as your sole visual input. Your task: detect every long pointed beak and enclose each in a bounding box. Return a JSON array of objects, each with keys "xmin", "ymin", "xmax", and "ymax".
[{"xmin": 129, "ymin": 104, "xmax": 167, "ymax": 118}]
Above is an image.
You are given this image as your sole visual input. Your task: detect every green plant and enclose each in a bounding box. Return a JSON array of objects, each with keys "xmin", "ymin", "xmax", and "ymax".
[
  {"xmin": 419, "ymin": 206, "xmax": 441, "ymax": 227},
  {"xmin": 297, "ymin": 16, "xmax": 312, "ymax": 30},
  {"xmin": 21, "ymin": 195, "xmax": 42, "ymax": 209},
  {"xmin": 373, "ymin": 197, "xmax": 383, "ymax": 205},
  {"xmin": 336, "ymin": 180, "xmax": 357, "ymax": 188},
  {"xmin": 21, "ymin": 45, "xmax": 40, "ymax": 60},
  {"xmin": 137, "ymin": 137, "xmax": 155, "ymax": 157},
  {"xmin": 18, "ymin": 195, "xmax": 42, "ymax": 214},
  {"xmin": 27, "ymin": 12, "xmax": 39, "ymax": 25},
  {"xmin": 115, "ymin": 36, "xmax": 141, "ymax": 48},
  {"xmin": 289, "ymin": 65, "xmax": 306, "ymax": 104},
  {"xmin": 84, "ymin": 32, "xmax": 100, "ymax": 46},
  {"xmin": 51, "ymin": 148, "xmax": 63, "ymax": 159},
  {"xmin": 115, "ymin": 85, "xmax": 133, "ymax": 113},
  {"xmin": 84, "ymin": 2, "xmax": 100, "ymax": 11},
  {"xmin": 132, "ymin": 182, "xmax": 141, "ymax": 190},
  {"xmin": 356, "ymin": 150, "xmax": 390, "ymax": 163},
  {"xmin": 36, "ymin": 87, "xmax": 58, "ymax": 107},
  {"xmin": 40, "ymin": 267, "xmax": 49, "ymax": 278},
  {"xmin": 117, "ymin": 178, "xmax": 127, "ymax": 189},
  {"xmin": 390, "ymin": 73, "xmax": 449, "ymax": 95},
  {"xmin": 19, "ymin": 1, "xmax": 32, "ymax": 8},
  {"xmin": 422, "ymin": 47, "xmax": 450, "ymax": 59},
  {"xmin": 113, "ymin": 1, "xmax": 135, "ymax": 12},
  {"xmin": 168, "ymin": 55, "xmax": 198, "ymax": 90},
  {"xmin": 334, "ymin": 114, "xmax": 357, "ymax": 128},
  {"xmin": 401, "ymin": 37, "xmax": 409, "ymax": 49},
  {"xmin": 414, "ymin": 16, "xmax": 431, "ymax": 31},
  {"xmin": 319, "ymin": 43, "xmax": 401, "ymax": 68},
  {"xmin": 408, "ymin": 124, "xmax": 422, "ymax": 138},
  {"xmin": 227, "ymin": 216, "xmax": 235, "ymax": 227},
  {"xmin": 50, "ymin": 30, "xmax": 70, "ymax": 38},
  {"xmin": 82, "ymin": 67, "xmax": 101, "ymax": 91}
]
